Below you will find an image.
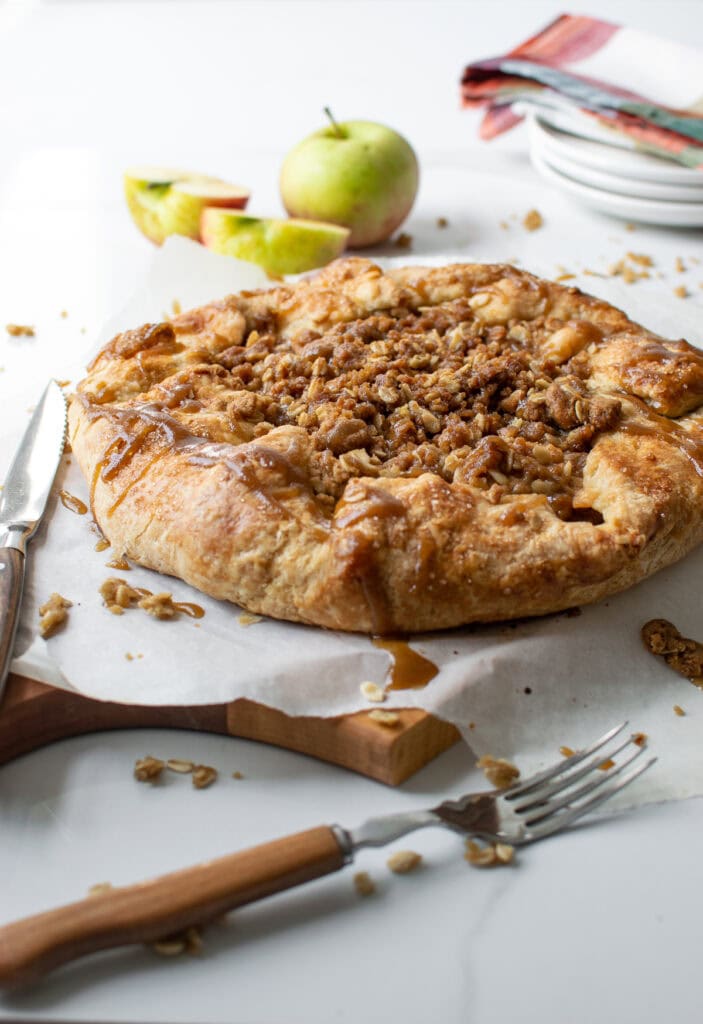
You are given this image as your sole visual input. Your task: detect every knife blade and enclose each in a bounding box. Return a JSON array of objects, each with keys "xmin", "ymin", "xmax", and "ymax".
[{"xmin": 0, "ymin": 380, "xmax": 67, "ymax": 699}]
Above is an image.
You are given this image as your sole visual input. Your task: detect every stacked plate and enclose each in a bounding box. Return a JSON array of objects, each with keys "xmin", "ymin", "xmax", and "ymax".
[{"xmin": 528, "ymin": 116, "xmax": 703, "ymax": 227}]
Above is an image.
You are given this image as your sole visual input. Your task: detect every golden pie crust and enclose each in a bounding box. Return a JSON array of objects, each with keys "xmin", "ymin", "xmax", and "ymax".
[{"xmin": 68, "ymin": 258, "xmax": 703, "ymax": 633}]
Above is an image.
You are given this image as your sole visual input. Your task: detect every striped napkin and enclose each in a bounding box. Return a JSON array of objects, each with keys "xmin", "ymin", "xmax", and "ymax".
[{"xmin": 461, "ymin": 14, "xmax": 703, "ymax": 168}]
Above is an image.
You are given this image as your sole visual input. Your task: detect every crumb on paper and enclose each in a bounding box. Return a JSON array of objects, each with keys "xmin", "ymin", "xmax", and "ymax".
[
  {"xmin": 238, "ymin": 612, "xmax": 262, "ymax": 626},
  {"xmin": 675, "ymin": 257, "xmax": 686, "ymax": 273},
  {"xmin": 499, "ymin": 220, "xmax": 509, "ymax": 230},
  {"xmin": 38, "ymin": 592, "xmax": 72, "ymax": 638},
  {"xmin": 6, "ymin": 323, "xmax": 35, "ymax": 337},
  {"xmin": 100, "ymin": 577, "xmax": 141, "ymax": 614},
  {"xmin": 171, "ymin": 299, "xmax": 182, "ymax": 315},
  {"xmin": 632, "ymin": 732, "xmax": 647, "ymax": 747},
  {"xmin": 476, "ymin": 754, "xmax": 520, "ymax": 789},
  {"xmin": 522, "ymin": 209, "xmax": 543, "ymax": 231},
  {"xmin": 625, "ymin": 223, "xmax": 636, "ymax": 231},
  {"xmin": 674, "ymin": 704, "xmax": 686, "ymax": 717},
  {"xmin": 134, "ymin": 755, "xmax": 165, "ymax": 782},
  {"xmin": 641, "ymin": 619, "xmax": 703, "ymax": 683},
  {"xmin": 139, "ymin": 591, "xmax": 179, "ymax": 620},
  {"xmin": 232, "ymin": 770, "xmax": 245, "ymax": 779},
  {"xmin": 465, "ymin": 840, "xmax": 514, "ymax": 868},
  {"xmin": 598, "ymin": 757, "xmax": 615, "ymax": 771},
  {"xmin": 555, "ymin": 273, "xmax": 576, "ymax": 282},
  {"xmin": 353, "ymin": 871, "xmax": 376, "ymax": 895},
  {"xmin": 559, "ymin": 745, "xmax": 575, "ymax": 758},
  {"xmin": 626, "ymin": 252, "xmax": 653, "ymax": 268},
  {"xmin": 387, "ymin": 850, "xmax": 422, "ymax": 874},
  {"xmin": 360, "ymin": 680, "xmax": 385, "ymax": 703},
  {"xmin": 167, "ymin": 758, "xmax": 195, "ymax": 774},
  {"xmin": 368, "ymin": 709, "xmax": 400, "ymax": 728},
  {"xmin": 60, "ymin": 310, "xmax": 69, "ymax": 319},
  {"xmin": 674, "ymin": 285, "xmax": 688, "ymax": 299},
  {"xmin": 436, "ymin": 216, "xmax": 449, "ymax": 229},
  {"xmin": 192, "ymin": 764, "xmax": 218, "ymax": 789},
  {"xmin": 56, "ymin": 379, "xmax": 71, "ymax": 389},
  {"xmin": 393, "ymin": 232, "xmax": 413, "ymax": 250}
]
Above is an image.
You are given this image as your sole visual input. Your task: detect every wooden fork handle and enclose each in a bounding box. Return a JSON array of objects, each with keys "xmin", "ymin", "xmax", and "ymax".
[{"xmin": 0, "ymin": 825, "xmax": 346, "ymax": 989}]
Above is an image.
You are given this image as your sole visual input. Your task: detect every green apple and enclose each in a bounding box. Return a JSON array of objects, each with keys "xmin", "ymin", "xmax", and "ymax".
[
  {"xmin": 124, "ymin": 166, "xmax": 250, "ymax": 245},
  {"xmin": 200, "ymin": 208, "xmax": 350, "ymax": 275},
  {"xmin": 279, "ymin": 114, "xmax": 419, "ymax": 247}
]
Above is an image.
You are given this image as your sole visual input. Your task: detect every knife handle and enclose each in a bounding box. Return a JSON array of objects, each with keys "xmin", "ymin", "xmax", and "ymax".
[
  {"xmin": 0, "ymin": 825, "xmax": 348, "ymax": 989},
  {"xmin": 0, "ymin": 546, "xmax": 25, "ymax": 701}
]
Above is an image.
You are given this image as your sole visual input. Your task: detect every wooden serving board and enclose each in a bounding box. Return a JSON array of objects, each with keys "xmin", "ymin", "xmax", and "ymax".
[{"xmin": 0, "ymin": 673, "xmax": 460, "ymax": 786}]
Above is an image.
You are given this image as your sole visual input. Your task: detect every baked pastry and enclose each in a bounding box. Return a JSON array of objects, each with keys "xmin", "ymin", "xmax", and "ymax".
[{"xmin": 69, "ymin": 259, "xmax": 703, "ymax": 633}]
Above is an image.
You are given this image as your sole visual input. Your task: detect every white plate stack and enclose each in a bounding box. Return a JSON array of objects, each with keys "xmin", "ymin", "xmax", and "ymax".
[{"xmin": 527, "ymin": 115, "xmax": 703, "ymax": 227}]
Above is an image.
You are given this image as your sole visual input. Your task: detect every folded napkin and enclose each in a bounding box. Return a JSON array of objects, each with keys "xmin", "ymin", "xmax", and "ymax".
[{"xmin": 461, "ymin": 14, "xmax": 703, "ymax": 168}]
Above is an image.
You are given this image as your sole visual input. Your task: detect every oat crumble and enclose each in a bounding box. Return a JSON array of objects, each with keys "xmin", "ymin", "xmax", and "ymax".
[
  {"xmin": 368, "ymin": 709, "xmax": 400, "ymax": 728},
  {"xmin": 476, "ymin": 754, "xmax": 520, "ymax": 789},
  {"xmin": 387, "ymin": 850, "xmax": 422, "ymax": 874},
  {"xmin": 6, "ymin": 323, "xmax": 35, "ymax": 337},
  {"xmin": 393, "ymin": 232, "xmax": 413, "ymax": 249},
  {"xmin": 465, "ymin": 839, "xmax": 514, "ymax": 867},
  {"xmin": 192, "ymin": 764, "xmax": 218, "ymax": 789},
  {"xmin": 360, "ymin": 680, "xmax": 385, "ymax": 703},
  {"xmin": 522, "ymin": 209, "xmax": 543, "ymax": 231},
  {"xmin": 38, "ymin": 592, "xmax": 72, "ymax": 638},
  {"xmin": 238, "ymin": 612, "xmax": 262, "ymax": 626},
  {"xmin": 353, "ymin": 870, "xmax": 376, "ymax": 895},
  {"xmin": 134, "ymin": 755, "xmax": 165, "ymax": 782}
]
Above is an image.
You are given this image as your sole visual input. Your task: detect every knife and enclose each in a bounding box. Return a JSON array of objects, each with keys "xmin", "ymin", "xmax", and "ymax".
[{"xmin": 0, "ymin": 381, "xmax": 67, "ymax": 700}]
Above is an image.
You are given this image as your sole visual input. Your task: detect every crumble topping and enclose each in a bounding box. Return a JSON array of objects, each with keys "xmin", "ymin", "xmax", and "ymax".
[
  {"xmin": 368, "ymin": 709, "xmax": 400, "ymax": 728},
  {"xmin": 192, "ymin": 764, "xmax": 218, "ymax": 789},
  {"xmin": 476, "ymin": 754, "xmax": 520, "ymax": 789},
  {"xmin": 360, "ymin": 680, "xmax": 385, "ymax": 703},
  {"xmin": 353, "ymin": 871, "xmax": 376, "ymax": 895},
  {"xmin": 38, "ymin": 592, "xmax": 72, "ymax": 638},
  {"xmin": 522, "ymin": 209, "xmax": 543, "ymax": 231},
  {"xmin": 465, "ymin": 840, "xmax": 514, "ymax": 867},
  {"xmin": 139, "ymin": 591, "xmax": 179, "ymax": 620},
  {"xmin": 387, "ymin": 850, "xmax": 422, "ymax": 874},
  {"xmin": 134, "ymin": 755, "xmax": 165, "ymax": 781},
  {"xmin": 642, "ymin": 619, "xmax": 703, "ymax": 684}
]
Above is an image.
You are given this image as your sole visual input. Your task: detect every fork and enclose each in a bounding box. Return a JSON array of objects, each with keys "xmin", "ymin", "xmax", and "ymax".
[{"xmin": 0, "ymin": 722, "xmax": 654, "ymax": 989}]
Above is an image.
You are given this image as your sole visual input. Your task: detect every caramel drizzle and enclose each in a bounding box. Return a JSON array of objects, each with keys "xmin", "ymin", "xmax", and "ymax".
[
  {"xmin": 59, "ymin": 490, "xmax": 88, "ymax": 515},
  {"xmin": 618, "ymin": 396, "xmax": 703, "ymax": 478},
  {"xmin": 373, "ymin": 636, "xmax": 439, "ymax": 691}
]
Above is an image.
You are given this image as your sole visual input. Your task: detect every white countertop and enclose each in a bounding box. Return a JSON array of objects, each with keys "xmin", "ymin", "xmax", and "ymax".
[{"xmin": 1, "ymin": 2, "xmax": 703, "ymax": 1021}]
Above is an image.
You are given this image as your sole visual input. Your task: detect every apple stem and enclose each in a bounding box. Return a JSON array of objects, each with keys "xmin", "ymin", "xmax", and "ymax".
[{"xmin": 323, "ymin": 106, "xmax": 344, "ymax": 138}]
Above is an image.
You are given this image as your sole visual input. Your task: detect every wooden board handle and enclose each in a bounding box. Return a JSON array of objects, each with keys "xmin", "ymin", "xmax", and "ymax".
[
  {"xmin": 0, "ymin": 548, "xmax": 24, "ymax": 700},
  {"xmin": 0, "ymin": 825, "xmax": 346, "ymax": 989}
]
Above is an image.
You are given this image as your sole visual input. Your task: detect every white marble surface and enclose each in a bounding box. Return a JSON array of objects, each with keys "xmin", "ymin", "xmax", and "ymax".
[{"xmin": 1, "ymin": 1, "xmax": 703, "ymax": 1021}]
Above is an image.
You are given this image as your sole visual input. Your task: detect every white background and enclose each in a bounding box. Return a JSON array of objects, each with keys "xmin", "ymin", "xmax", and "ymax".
[{"xmin": 1, "ymin": 2, "xmax": 703, "ymax": 1022}]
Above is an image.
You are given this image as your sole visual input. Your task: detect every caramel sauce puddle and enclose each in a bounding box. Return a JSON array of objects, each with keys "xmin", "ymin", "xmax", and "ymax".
[{"xmin": 372, "ymin": 636, "xmax": 439, "ymax": 691}]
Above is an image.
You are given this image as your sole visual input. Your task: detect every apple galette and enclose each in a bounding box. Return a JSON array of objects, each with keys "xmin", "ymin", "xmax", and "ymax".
[{"xmin": 68, "ymin": 259, "xmax": 703, "ymax": 632}]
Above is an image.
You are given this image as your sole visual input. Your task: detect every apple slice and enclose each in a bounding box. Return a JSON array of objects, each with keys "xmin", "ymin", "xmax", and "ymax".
[
  {"xmin": 124, "ymin": 166, "xmax": 250, "ymax": 245},
  {"xmin": 200, "ymin": 209, "xmax": 350, "ymax": 275}
]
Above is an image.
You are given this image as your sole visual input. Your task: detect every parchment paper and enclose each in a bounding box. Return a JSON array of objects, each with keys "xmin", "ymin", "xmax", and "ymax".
[{"xmin": 12, "ymin": 238, "xmax": 703, "ymax": 804}]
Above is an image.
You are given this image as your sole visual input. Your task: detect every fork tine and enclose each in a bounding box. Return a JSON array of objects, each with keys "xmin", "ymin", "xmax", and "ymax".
[
  {"xmin": 512, "ymin": 734, "xmax": 639, "ymax": 813},
  {"xmin": 521, "ymin": 743, "xmax": 647, "ymax": 826},
  {"xmin": 525, "ymin": 756, "xmax": 657, "ymax": 840},
  {"xmin": 504, "ymin": 721, "xmax": 628, "ymax": 800}
]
